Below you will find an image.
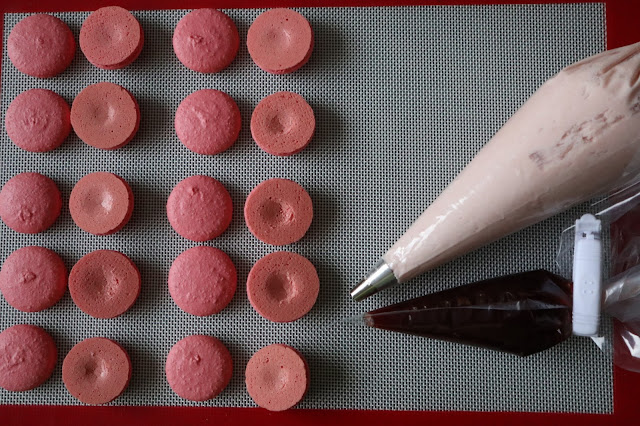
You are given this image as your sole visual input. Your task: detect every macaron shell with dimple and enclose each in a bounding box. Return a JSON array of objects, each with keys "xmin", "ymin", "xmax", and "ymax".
[
  {"xmin": 169, "ymin": 246, "xmax": 237, "ymax": 316},
  {"xmin": 245, "ymin": 343, "xmax": 309, "ymax": 411},
  {"xmin": 165, "ymin": 335, "xmax": 233, "ymax": 401},
  {"xmin": 69, "ymin": 172, "xmax": 134, "ymax": 236},
  {"xmin": 0, "ymin": 172, "xmax": 62, "ymax": 234},
  {"xmin": 8, "ymin": 14, "xmax": 75, "ymax": 78},
  {"xmin": 62, "ymin": 337, "xmax": 131, "ymax": 404},
  {"xmin": 166, "ymin": 175, "xmax": 233, "ymax": 241},
  {"xmin": 244, "ymin": 178, "xmax": 313, "ymax": 246},
  {"xmin": 251, "ymin": 91, "xmax": 315, "ymax": 156},
  {"xmin": 262, "ymin": 40, "xmax": 314, "ymax": 75},
  {"xmin": 0, "ymin": 246, "xmax": 67, "ymax": 312},
  {"xmin": 0, "ymin": 325, "xmax": 57, "ymax": 392},
  {"xmin": 173, "ymin": 8, "xmax": 240, "ymax": 73},
  {"xmin": 96, "ymin": 32, "xmax": 144, "ymax": 70},
  {"xmin": 175, "ymin": 89, "xmax": 241, "ymax": 155},
  {"xmin": 5, "ymin": 89, "xmax": 71, "ymax": 153},
  {"xmin": 247, "ymin": 251, "xmax": 319, "ymax": 323},
  {"xmin": 247, "ymin": 8, "xmax": 313, "ymax": 75},
  {"xmin": 68, "ymin": 250, "xmax": 141, "ymax": 319},
  {"xmin": 80, "ymin": 6, "xmax": 144, "ymax": 69},
  {"xmin": 70, "ymin": 82, "xmax": 140, "ymax": 150}
]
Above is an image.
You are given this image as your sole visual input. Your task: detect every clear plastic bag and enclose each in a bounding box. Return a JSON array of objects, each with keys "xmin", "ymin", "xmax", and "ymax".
[
  {"xmin": 612, "ymin": 320, "xmax": 640, "ymax": 372},
  {"xmin": 604, "ymin": 263, "xmax": 640, "ymax": 323},
  {"xmin": 557, "ymin": 187, "xmax": 640, "ymax": 371},
  {"xmin": 605, "ymin": 202, "xmax": 640, "ymax": 372}
]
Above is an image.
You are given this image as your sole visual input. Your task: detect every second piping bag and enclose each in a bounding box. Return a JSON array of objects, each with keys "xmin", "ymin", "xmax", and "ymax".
[{"xmin": 351, "ymin": 41, "xmax": 640, "ymax": 302}]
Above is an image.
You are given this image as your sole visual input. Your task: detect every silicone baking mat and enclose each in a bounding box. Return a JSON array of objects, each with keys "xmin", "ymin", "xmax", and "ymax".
[{"xmin": 0, "ymin": 2, "xmax": 614, "ymax": 414}]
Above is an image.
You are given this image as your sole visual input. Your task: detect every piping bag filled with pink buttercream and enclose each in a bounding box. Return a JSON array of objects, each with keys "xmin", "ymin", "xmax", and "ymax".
[{"xmin": 352, "ymin": 41, "xmax": 640, "ymax": 302}]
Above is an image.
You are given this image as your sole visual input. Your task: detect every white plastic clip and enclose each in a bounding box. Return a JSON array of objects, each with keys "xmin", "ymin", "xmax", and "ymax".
[{"xmin": 572, "ymin": 214, "xmax": 602, "ymax": 336}]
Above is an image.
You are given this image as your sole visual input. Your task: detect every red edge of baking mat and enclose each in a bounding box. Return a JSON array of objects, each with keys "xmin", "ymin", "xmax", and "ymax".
[{"xmin": 1, "ymin": 0, "xmax": 639, "ymax": 425}]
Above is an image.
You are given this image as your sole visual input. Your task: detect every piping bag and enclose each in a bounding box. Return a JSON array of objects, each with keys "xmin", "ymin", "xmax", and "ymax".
[
  {"xmin": 352, "ymin": 41, "xmax": 640, "ymax": 302},
  {"xmin": 360, "ymin": 202, "xmax": 640, "ymax": 360},
  {"xmin": 361, "ymin": 215, "xmax": 603, "ymax": 356}
]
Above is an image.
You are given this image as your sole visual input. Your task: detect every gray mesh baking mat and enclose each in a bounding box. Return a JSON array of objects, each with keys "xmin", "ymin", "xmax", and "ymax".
[{"xmin": 0, "ymin": 4, "xmax": 612, "ymax": 412}]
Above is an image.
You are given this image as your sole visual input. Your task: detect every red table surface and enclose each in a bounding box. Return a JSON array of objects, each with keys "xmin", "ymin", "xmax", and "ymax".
[{"xmin": 1, "ymin": 0, "xmax": 639, "ymax": 425}]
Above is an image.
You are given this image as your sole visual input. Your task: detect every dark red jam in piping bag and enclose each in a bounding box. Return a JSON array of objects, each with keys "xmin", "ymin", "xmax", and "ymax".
[{"xmin": 364, "ymin": 270, "xmax": 573, "ymax": 356}]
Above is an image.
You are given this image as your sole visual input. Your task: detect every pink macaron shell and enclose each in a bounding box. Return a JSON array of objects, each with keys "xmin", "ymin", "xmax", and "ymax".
[
  {"xmin": 80, "ymin": 6, "xmax": 143, "ymax": 69},
  {"xmin": 293, "ymin": 345, "xmax": 311, "ymax": 396},
  {"xmin": 261, "ymin": 38, "xmax": 314, "ymax": 75},
  {"xmin": 245, "ymin": 343, "xmax": 309, "ymax": 411},
  {"xmin": 62, "ymin": 337, "xmax": 131, "ymax": 404},
  {"xmin": 68, "ymin": 250, "xmax": 140, "ymax": 319},
  {"xmin": 165, "ymin": 335, "xmax": 233, "ymax": 401},
  {"xmin": 5, "ymin": 89, "xmax": 71, "ymax": 153},
  {"xmin": 251, "ymin": 92, "xmax": 315, "ymax": 156},
  {"xmin": 0, "ymin": 173, "xmax": 62, "ymax": 234},
  {"xmin": 0, "ymin": 246, "xmax": 67, "ymax": 312},
  {"xmin": 247, "ymin": 251, "xmax": 319, "ymax": 323},
  {"xmin": 166, "ymin": 176, "xmax": 233, "ymax": 242},
  {"xmin": 261, "ymin": 30, "xmax": 314, "ymax": 75},
  {"xmin": 169, "ymin": 246, "xmax": 237, "ymax": 316},
  {"xmin": 175, "ymin": 89, "xmax": 241, "ymax": 155},
  {"xmin": 244, "ymin": 178, "xmax": 313, "ymax": 246},
  {"xmin": 8, "ymin": 14, "xmax": 75, "ymax": 78},
  {"xmin": 96, "ymin": 30, "xmax": 145, "ymax": 70},
  {"xmin": 69, "ymin": 172, "xmax": 134, "ymax": 236},
  {"xmin": 173, "ymin": 9, "xmax": 239, "ymax": 73},
  {"xmin": 71, "ymin": 82, "xmax": 140, "ymax": 150},
  {"xmin": 247, "ymin": 9, "xmax": 313, "ymax": 75},
  {"xmin": 0, "ymin": 325, "xmax": 57, "ymax": 392}
]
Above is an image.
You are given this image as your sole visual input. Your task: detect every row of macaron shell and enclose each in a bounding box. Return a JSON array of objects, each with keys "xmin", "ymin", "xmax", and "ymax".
[
  {"xmin": 0, "ymin": 325, "xmax": 309, "ymax": 410},
  {"xmin": 0, "ymin": 171, "xmax": 314, "ymax": 246},
  {"xmin": 6, "ymin": 85, "xmax": 315, "ymax": 157},
  {"xmin": 8, "ymin": 7, "xmax": 313, "ymax": 77}
]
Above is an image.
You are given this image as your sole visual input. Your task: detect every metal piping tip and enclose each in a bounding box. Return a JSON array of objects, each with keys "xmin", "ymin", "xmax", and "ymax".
[{"xmin": 350, "ymin": 260, "xmax": 398, "ymax": 302}]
